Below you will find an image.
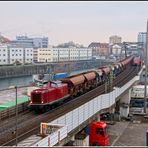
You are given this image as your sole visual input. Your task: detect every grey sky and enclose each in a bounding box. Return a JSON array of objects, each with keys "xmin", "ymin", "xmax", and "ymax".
[{"xmin": 0, "ymin": 1, "xmax": 148, "ymax": 46}]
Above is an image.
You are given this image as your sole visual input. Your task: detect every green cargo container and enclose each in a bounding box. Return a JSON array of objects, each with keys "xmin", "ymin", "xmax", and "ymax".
[{"xmin": 0, "ymin": 96, "xmax": 29, "ymax": 111}]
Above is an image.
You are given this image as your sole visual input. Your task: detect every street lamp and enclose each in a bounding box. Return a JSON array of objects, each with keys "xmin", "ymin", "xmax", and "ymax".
[
  {"xmin": 9, "ymin": 85, "xmax": 18, "ymax": 146},
  {"xmin": 144, "ymin": 21, "xmax": 148, "ymax": 114}
]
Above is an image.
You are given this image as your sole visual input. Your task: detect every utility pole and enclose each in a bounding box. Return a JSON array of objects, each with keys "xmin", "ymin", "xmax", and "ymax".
[
  {"xmin": 109, "ymin": 65, "xmax": 113, "ymax": 92},
  {"xmin": 9, "ymin": 86, "xmax": 18, "ymax": 146},
  {"xmin": 15, "ymin": 86, "xmax": 18, "ymax": 146},
  {"xmin": 123, "ymin": 42, "xmax": 127, "ymax": 58},
  {"xmin": 144, "ymin": 20, "xmax": 148, "ymax": 114}
]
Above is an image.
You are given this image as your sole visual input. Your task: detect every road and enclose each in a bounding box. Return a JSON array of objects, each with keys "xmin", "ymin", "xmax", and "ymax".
[
  {"xmin": 108, "ymin": 120, "xmax": 147, "ymax": 146},
  {"xmin": 0, "ymin": 87, "xmax": 27, "ymax": 104}
]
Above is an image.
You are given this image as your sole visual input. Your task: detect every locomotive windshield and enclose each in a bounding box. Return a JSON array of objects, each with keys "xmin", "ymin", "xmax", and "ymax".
[{"xmin": 134, "ymin": 56, "xmax": 139, "ymax": 61}]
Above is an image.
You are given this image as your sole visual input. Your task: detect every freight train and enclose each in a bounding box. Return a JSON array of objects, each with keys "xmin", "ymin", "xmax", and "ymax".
[{"xmin": 29, "ymin": 56, "xmax": 135, "ymax": 112}]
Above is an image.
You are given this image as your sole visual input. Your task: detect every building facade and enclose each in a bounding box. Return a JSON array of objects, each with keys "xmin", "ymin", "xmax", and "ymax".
[
  {"xmin": 112, "ymin": 44, "xmax": 122, "ymax": 55},
  {"xmin": 137, "ymin": 32, "xmax": 146, "ymax": 47},
  {"xmin": 88, "ymin": 42, "xmax": 100, "ymax": 56},
  {"xmin": 0, "ymin": 45, "xmax": 9, "ymax": 64},
  {"xmin": 88, "ymin": 42, "xmax": 109, "ymax": 57},
  {"xmin": 99, "ymin": 43, "xmax": 109, "ymax": 56},
  {"xmin": 33, "ymin": 48, "xmax": 38, "ymax": 63},
  {"xmin": 38, "ymin": 48, "xmax": 52, "ymax": 62},
  {"xmin": 37, "ymin": 47, "xmax": 92, "ymax": 62},
  {"xmin": 11, "ymin": 36, "xmax": 48, "ymax": 48},
  {"xmin": 109, "ymin": 35, "xmax": 122, "ymax": 44},
  {"xmin": 0, "ymin": 44, "xmax": 33, "ymax": 65}
]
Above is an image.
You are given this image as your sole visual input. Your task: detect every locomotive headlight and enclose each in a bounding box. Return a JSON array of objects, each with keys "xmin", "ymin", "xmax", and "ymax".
[
  {"xmin": 41, "ymin": 101, "xmax": 44, "ymax": 103},
  {"xmin": 30, "ymin": 101, "xmax": 32, "ymax": 103}
]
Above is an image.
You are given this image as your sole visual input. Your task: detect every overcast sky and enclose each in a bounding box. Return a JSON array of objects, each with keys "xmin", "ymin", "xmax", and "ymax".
[{"xmin": 0, "ymin": 1, "xmax": 148, "ymax": 46}]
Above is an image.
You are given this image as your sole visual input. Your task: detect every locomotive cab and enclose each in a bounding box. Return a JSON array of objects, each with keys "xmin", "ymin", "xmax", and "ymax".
[{"xmin": 29, "ymin": 81, "xmax": 69, "ymax": 112}]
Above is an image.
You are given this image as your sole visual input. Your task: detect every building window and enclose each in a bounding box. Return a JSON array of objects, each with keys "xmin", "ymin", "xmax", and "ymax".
[
  {"xmin": 3, "ymin": 54, "xmax": 5, "ymax": 56},
  {"xmin": 3, "ymin": 59, "xmax": 5, "ymax": 62}
]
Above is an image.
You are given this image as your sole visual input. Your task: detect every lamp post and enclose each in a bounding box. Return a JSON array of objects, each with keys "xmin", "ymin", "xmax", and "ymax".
[
  {"xmin": 15, "ymin": 86, "xmax": 18, "ymax": 146},
  {"xmin": 144, "ymin": 21, "xmax": 148, "ymax": 114},
  {"xmin": 9, "ymin": 85, "xmax": 18, "ymax": 146}
]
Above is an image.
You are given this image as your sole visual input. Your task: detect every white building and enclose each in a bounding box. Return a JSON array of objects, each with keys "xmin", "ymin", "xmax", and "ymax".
[
  {"xmin": 38, "ymin": 47, "xmax": 92, "ymax": 62},
  {"xmin": 0, "ymin": 44, "xmax": 33, "ymax": 65},
  {"xmin": 0, "ymin": 45, "xmax": 9, "ymax": 65},
  {"xmin": 12, "ymin": 36, "xmax": 48, "ymax": 48},
  {"xmin": 38, "ymin": 48, "xmax": 52, "ymax": 62},
  {"xmin": 137, "ymin": 32, "xmax": 146, "ymax": 44},
  {"xmin": 24, "ymin": 48, "xmax": 33, "ymax": 63},
  {"xmin": 112, "ymin": 44, "xmax": 122, "ymax": 55},
  {"xmin": 9, "ymin": 47, "xmax": 24, "ymax": 64}
]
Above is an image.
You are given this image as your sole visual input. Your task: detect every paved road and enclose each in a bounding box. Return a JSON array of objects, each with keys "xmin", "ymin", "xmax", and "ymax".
[
  {"xmin": 108, "ymin": 120, "xmax": 148, "ymax": 146},
  {"xmin": 0, "ymin": 87, "xmax": 27, "ymax": 104},
  {"xmin": 108, "ymin": 79, "xmax": 148, "ymax": 146}
]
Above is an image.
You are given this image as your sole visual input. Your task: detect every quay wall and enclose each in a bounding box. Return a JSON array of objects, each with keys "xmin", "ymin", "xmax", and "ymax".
[{"xmin": 0, "ymin": 59, "xmax": 113, "ymax": 79}]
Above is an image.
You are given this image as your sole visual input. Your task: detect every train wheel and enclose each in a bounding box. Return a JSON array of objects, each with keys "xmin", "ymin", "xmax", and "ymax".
[
  {"xmin": 40, "ymin": 108, "xmax": 46, "ymax": 113},
  {"xmin": 79, "ymin": 91, "xmax": 83, "ymax": 95},
  {"xmin": 92, "ymin": 142, "xmax": 100, "ymax": 146},
  {"xmin": 34, "ymin": 108, "xmax": 40, "ymax": 114},
  {"xmin": 44, "ymin": 106, "xmax": 49, "ymax": 112},
  {"xmin": 70, "ymin": 95, "xmax": 74, "ymax": 100}
]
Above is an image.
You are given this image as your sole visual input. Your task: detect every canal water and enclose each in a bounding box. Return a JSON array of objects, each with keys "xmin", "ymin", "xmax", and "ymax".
[
  {"xmin": 0, "ymin": 76, "xmax": 32, "ymax": 90},
  {"xmin": 0, "ymin": 68, "xmax": 94, "ymax": 90}
]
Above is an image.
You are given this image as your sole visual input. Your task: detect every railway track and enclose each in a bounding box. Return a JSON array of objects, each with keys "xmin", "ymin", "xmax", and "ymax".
[
  {"xmin": 0, "ymin": 110, "xmax": 35, "ymax": 133},
  {"xmin": 0, "ymin": 65, "xmax": 140, "ymax": 146}
]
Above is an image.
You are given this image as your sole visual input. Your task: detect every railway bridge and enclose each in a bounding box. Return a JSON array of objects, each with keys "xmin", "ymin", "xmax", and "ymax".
[
  {"xmin": 0, "ymin": 65, "xmax": 143, "ymax": 146},
  {"xmin": 31, "ymin": 72, "xmax": 141, "ymax": 147}
]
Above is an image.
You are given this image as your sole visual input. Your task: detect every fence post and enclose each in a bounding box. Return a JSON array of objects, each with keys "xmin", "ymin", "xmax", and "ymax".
[
  {"xmin": 58, "ymin": 131, "xmax": 60, "ymax": 144},
  {"xmin": 48, "ymin": 137, "xmax": 50, "ymax": 147}
]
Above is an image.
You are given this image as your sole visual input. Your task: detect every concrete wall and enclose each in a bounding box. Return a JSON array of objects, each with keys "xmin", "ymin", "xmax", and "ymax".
[{"xmin": 0, "ymin": 59, "xmax": 113, "ymax": 79}]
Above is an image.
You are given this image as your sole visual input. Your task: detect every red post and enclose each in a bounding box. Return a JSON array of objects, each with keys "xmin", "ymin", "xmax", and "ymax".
[
  {"xmin": 58, "ymin": 131, "xmax": 60, "ymax": 144},
  {"xmin": 48, "ymin": 137, "xmax": 50, "ymax": 146}
]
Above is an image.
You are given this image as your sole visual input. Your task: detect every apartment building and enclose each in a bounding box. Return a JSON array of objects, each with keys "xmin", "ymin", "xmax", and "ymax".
[
  {"xmin": 0, "ymin": 44, "xmax": 33, "ymax": 65},
  {"xmin": 37, "ymin": 47, "xmax": 92, "ymax": 62}
]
